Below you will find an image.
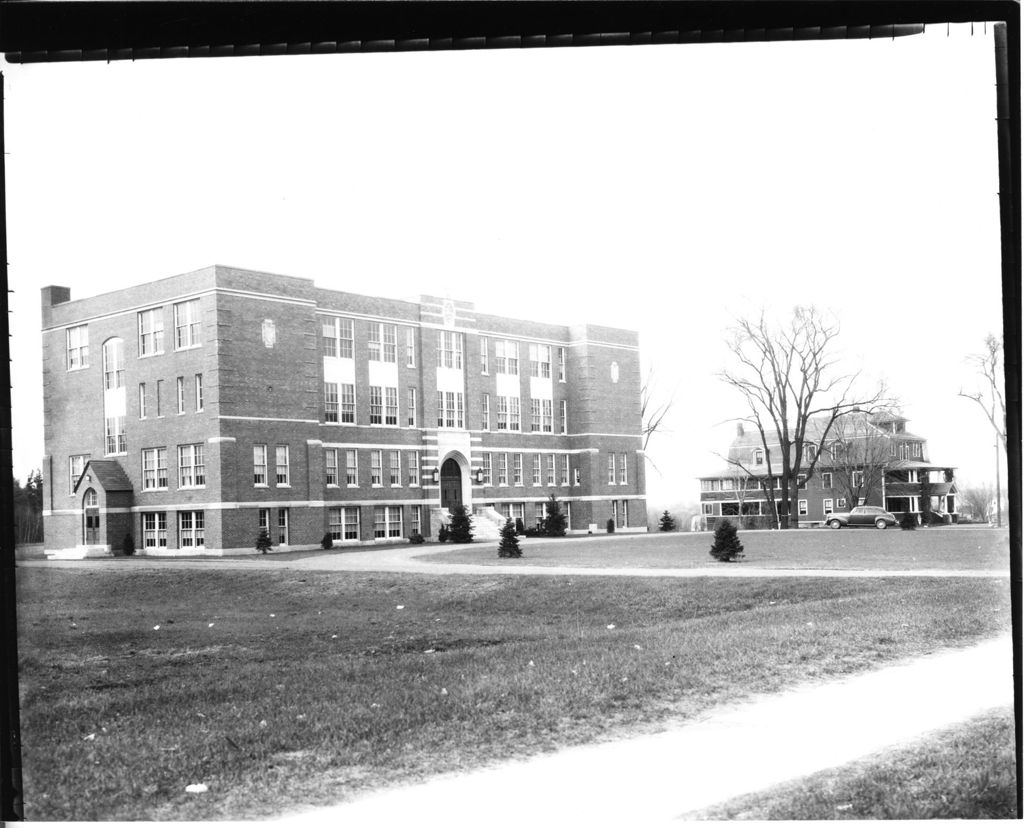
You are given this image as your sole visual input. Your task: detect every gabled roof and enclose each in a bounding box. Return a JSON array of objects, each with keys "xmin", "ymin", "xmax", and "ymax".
[{"xmin": 74, "ymin": 459, "xmax": 133, "ymax": 494}]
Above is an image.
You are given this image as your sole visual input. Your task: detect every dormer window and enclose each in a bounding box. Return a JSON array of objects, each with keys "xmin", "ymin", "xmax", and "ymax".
[{"xmin": 753, "ymin": 449, "xmax": 764, "ymax": 465}]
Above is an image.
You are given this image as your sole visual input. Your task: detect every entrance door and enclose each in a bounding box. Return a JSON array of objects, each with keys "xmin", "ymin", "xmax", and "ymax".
[
  {"xmin": 440, "ymin": 458, "xmax": 462, "ymax": 509},
  {"xmin": 83, "ymin": 489, "xmax": 100, "ymax": 544}
]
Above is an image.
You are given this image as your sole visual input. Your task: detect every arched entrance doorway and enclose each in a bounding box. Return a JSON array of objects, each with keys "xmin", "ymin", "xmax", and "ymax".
[
  {"xmin": 440, "ymin": 458, "xmax": 462, "ymax": 509},
  {"xmin": 83, "ymin": 489, "xmax": 100, "ymax": 544}
]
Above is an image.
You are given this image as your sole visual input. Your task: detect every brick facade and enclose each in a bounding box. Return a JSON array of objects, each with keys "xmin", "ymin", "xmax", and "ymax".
[{"xmin": 41, "ymin": 266, "xmax": 647, "ymax": 556}]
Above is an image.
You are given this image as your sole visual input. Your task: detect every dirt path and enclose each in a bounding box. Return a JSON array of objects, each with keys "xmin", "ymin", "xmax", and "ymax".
[{"xmin": 270, "ymin": 635, "xmax": 1014, "ymax": 825}]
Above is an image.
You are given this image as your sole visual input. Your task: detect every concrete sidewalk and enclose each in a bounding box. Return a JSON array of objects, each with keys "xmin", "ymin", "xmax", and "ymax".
[{"xmin": 272, "ymin": 635, "xmax": 1014, "ymax": 826}]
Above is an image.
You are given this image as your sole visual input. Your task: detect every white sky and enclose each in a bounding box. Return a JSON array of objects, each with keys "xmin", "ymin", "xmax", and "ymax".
[{"xmin": 3, "ymin": 24, "xmax": 1007, "ymax": 509}]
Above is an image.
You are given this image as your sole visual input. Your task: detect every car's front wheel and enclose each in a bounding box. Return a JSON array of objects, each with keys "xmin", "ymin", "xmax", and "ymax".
[
  {"xmin": 875, "ymin": 519, "xmax": 888, "ymax": 530},
  {"xmin": 829, "ymin": 519, "xmax": 842, "ymax": 530}
]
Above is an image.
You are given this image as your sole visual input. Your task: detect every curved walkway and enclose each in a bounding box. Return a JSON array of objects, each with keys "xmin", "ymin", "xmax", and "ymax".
[{"xmin": 271, "ymin": 635, "xmax": 1014, "ymax": 826}]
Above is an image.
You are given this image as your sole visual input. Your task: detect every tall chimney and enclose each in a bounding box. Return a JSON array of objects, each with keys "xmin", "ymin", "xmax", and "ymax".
[{"xmin": 736, "ymin": 422, "xmax": 744, "ymax": 437}]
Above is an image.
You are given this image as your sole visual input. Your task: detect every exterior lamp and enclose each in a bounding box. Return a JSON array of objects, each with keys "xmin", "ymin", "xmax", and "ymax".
[
  {"xmin": 474, "ymin": 468, "xmax": 484, "ymax": 484},
  {"xmin": 431, "ymin": 467, "xmax": 439, "ymax": 483}
]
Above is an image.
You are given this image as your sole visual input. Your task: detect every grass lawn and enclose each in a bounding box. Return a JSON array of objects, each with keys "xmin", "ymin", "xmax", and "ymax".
[
  {"xmin": 687, "ymin": 707, "xmax": 1017, "ymax": 819},
  {"xmin": 16, "ymin": 568, "xmax": 1012, "ymax": 820},
  {"xmin": 425, "ymin": 526, "xmax": 1011, "ymax": 571}
]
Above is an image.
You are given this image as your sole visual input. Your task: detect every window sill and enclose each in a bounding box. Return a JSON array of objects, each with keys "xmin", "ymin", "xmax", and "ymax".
[
  {"xmin": 276, "ymin": 484, "xmax": 292, "ymax": 488},
  {"xmin": 142, "ymin": 488, "xmax": 170, "ymax": 493},
  {"xmin": 255, "ymin": 484, "xmax": 269, "ymax": 488},
  {"xmin": 174, "ymin": 344, "xmax": 202, "ymax": 352}
]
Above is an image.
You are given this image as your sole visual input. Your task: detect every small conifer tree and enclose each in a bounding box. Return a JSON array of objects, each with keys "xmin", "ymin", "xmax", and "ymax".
[
  {"xmin": 121, "ymin": 533, "xmax": 136, "ymax": 556},
  {"xmin": 256, "ymin": 528, "xmax": 273, "ymax": 554},
  {"xmin": 543, "ymin": 494, "xmax": 568, "ymax": 537},
  {"xmin": 448, "ymin": 504, "xmax": 474, "ymax": 543},
  {"xmin": 900, "ymin": 510, "xmax": 917, "ymax": 531},
  {"xmin": 709, "ymin": 518, "xmax": 745, "ymax": 562},
  {"xmin": 321, "ymin": 532, "xmax": 333, "ymax": 550},
  {"xmin": 658, "ymin": 511, "xmax": 676, "ymax": 532},
  {"xmin": 498, "ymin": 518, "xmax": 522, "ymax": 558}
]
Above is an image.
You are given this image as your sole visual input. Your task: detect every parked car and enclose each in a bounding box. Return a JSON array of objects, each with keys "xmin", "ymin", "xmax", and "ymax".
[{"xmin": 826, "ymin": 505, "xmax": 897, "ymax": 530}]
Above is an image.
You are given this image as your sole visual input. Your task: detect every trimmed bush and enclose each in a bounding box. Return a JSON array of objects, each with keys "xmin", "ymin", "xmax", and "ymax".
[
  {"xmin": 543, "ymin": 494, "xmax": 568, "ymax": 537},
  {"xmin": 606, "ymin": 518, "xmax": 615, "ymax": 533},
  {"xmin": 448, "ymin": 504, "xmax": 474, "ymax": 544},
  {"xmin": 900, "ymin": 511, "xmax": 917, "ymax": 531},
  {"xmin": 256, "ymin": 528, "xmax": 273, "ymax": 554},
  {"xmin": 437, "ymin": 524, "xmax": 450, "ymax": 543},
  {"xmin": 121, "ymin": 534, "xmax": 136, "ymax": 557},
  {"xmin": 498, "ymin": 518, "xmax": 522, "ymax": 558},
  {"xmin": 409, "ymin": 531, "xmax": 425, "ymax": 544},
  {"xmin": 321, "ymin": 532, "xmax": 333, "ymax": 550},
  {"xmin": 658, "ymin": 511, "xmax": 677, "ymax": 532},
  {"xmin": 709, "ymin": 518, "xmax": 745, "ymax": 562}
]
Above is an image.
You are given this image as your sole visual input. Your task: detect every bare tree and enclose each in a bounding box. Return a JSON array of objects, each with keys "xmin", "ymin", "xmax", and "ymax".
[
  {"xmin": 958, "ymin": 481, "xmax": 996, "ymax": 523},
  {"xmin": 958, "ymin": 334, "xmax": 1006, "ymax": 451},
  {"xmin": 719, "ymin": 307, "xmax": 890, "ymax": 529},
  {"xmin": 827, "ymin": 410, "xmax": 895, "ymax": 509},
  {"xmin": 640, "ymin": 363, "xmax": 676, "ymax": 453}
]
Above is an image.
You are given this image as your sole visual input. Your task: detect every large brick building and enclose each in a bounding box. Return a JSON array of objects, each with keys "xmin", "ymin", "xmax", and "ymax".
[
  {"xmin": 40, "ymin": 266, "xmax": 647, "ymax": 556},
  {"xmin": 698, "ymin": 410, "xmax": 958, "ymax": 529}
]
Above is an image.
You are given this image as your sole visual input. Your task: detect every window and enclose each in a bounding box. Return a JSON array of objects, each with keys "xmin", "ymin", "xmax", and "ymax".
[
  {"xmin": 619, "ymin": 453, "xmax": 628, "ymax": 485},
  {"xmin": 509, "ymin": 397, "xmax": 520, "ymax": 431},
  {"xmin": 621, "ymin": 501, "xmax": 628, "ymax": 528},
  {"xmin": 102, "ymin": 339, "xmax": 125, "ymax": 389},
  {"xmin": 344, "ymin": 506, "xmax": 360, "ymax": 540},
  {"xmin": 371, "ymin": 450, "xmax": 383, "ymax": 486},
  {"xmin": 66, "ymin": 325, "xmax": 89, "ymax": 370},
  {"xmin": 277, "ymin": 508, "xmax": 289, "ymax": 545},
  {"xmin": 797, "ymin": 475, "xmax": 807, "ymax": 490},
  {"xmin": 608, "ymin": 454, "xmax": 616, "ymax": 484},
  {"xmin": 531, "ymin": 399, "xmax": 541, "ymax": 432},
  {"xmin": 612, "ymin": 500, "xmax": 619, "ymax": 527},
  {"xmin": 412, "ymin": 505, "xmax": 422, "ymax": 536},
  {"xmin": 253, "ymin": 445, "xmax": 268, "ymax": 486},
  {"xmin": 178, "ymin": 511, "xmax": 205, "ymax": 548},
  {"xmin": 368, "ymin": 322, "xmax": 398, "ymax": 363},
  {"xmin": 496, "ymin": 396, "xmax": 508, "ymax": 430},
  {"xmin": 139, "ymin": 384, "xmax": 147, "ymax": 419},
  {"xmin": 330, "ymin": 506, "xmax": 361, "ymax": 541},
  {"xmin": 438, "ymin": 391, "xmax": 465, "ymax": 429},
  {"xmin": 156, "ymin": 380, "xmax": 163, "ymax": 416},
  {"xmin": 178, "ymin": 444, "xmax": 206, "ymax": 488},
  {"xmin": 804, "ymin": 444, "xmax": 817, "ymax": 463},
  {"xmin": 258, "ymin": 508, "xmax": 270, "ymax": 534},
  {"xmin": 754, "ymin": 449, "xmax": 764, "ymax": 465},
  {"xmin": 142, "ymin": 448, "xmax": 168, "ymax": 490},
  {"xmin": 480, "ymin": 337, "xmax": 489, "ymax": 373},
  {"xmin": 406, "ymin": 327, "xmax": 416, "ymax": 367},
  {"xmin": 560, "ymin": 400, "xmax": 568, "ymax": 434},
  {"xmin": 546, "ymin": 455, "xmax": 556, "ymax": 486},
  {"xmin": 324, "ymin": 382, "xmax": 339, "ymax": 422},
  {"xmin": 345, "ymin": 449, "xmax": 358, "ymax": 486},
  {"xmin": 374, "ymin": 505, "xmax": 404, "ymax": 539},
  {"xmin": 542, "ymin": 400, "xmax": 553, "ymax": 433},
  {"xmin": 823, "ymin": 499, "xmax": 834, "ymax": 514},
  {"xmin": 407, "ymin": 451, "xmax": 420, "ymax": 486},
  {"xmin": 105, "ymin": 416, "xmax": 127, "ymax": 455},
  {"xmin": 340, "ymin": 384, "xmax": 355, "ymax": 424},
  {"xmin": 898, "ymin": 443, "xmax": 909, "ymax": 461},
  {"xmin": 407, "ymin": 388, "xmax": 417, "ymax": 427},
  {"xmin": 482, "ymin": 453, "xmax": 492, "ymax": 485},
  {"xmin": 385, "ymin": 387, "xmax": 398, "ymax": 426},
  {"xmin": 482, "ymin": 393, "xmax": 490, "ymax": 430},
  {"xmin": 535, "ymin": 502, "xmax": 546, "ymax": 525},
  {"xmin": 321, "ymin": 317, "xmax": 354, "ymax": 359},
  {"xmin": 69, "ymin": 455, "xmax": 89, "ymax": 494},
  {"xmin": 389, "ymin": 450, "xmax": 401, "ymax": 486},
  {"xmin": 176, "ymin": 377, "xmax": 185, "ymax": 414},
  {"xmin": 911, "ymin": 442, "xmax": 922, "ymax": 458},
  {"xmin": 529, "ymin": 343, "xmax": 552, "ymax": 378},
  {"xmin": 325, "ymin": 449, "xmax": 338, "ymax": 486},
  {"xmin": 173, "ymin": 299, "xmax": 201, "ymax": 349},
  {"xmin": 702, "ymin": 502, "xmax": 715, "ymax": 516},
  {"xmin": 574, "ymin": 468, "xmax": 581, "ymax": 486},
  {"xmin": 142, "ymin": 512, "xmax": 167, "ymax": 549},
  {"xmin": 821, "ymin": 472, "xmax": 832, "ymax": 489},
  {"xmin": 513, "ymin": 454, "xmax": 523, "ymax": 486},
  {"xmin": 907, "ymin": 470, "xmax": 920, "ymax": 483},
  {"xmin": 370, "ymin": 386, "xmax": 383, "ymax": 425},
  {"xmin": 557, "ymin": 347, "xmax": 566, "ymax": 382},
  {"xmin": 532, "ymin": 455, "xmax": 541, "ymax": 486},
  {"xmin": 497, "ymin": 453, "xmax": 508, "ymax": 486},
  {"xmin": 275, "ymin": 445, "xmax": 289, "ymax": 486},
  {"xmin": 138, "ymin": 309, "xmax": 164, "ymax": 356},
  {"xmin": 328, "ymin": 507, "xmax": 343, "ymax": 541},
  {"xmin": 561, "ymin": 455, "xmax": 570, "ymax": 486},
  {"xmin": 798, "ymin": 500, "xmax": 808, "ymax": 516},
  {"xmin": 435, "ymin": 330, "xmax": 464, "ymax": 369},
  {"xmin": 837, "ymin": 497, "xmax": 847, "ymax": 509},
  {"xmin": 852, "ymin": 470, "xmax": 864, "ymax": 488},
  {"xmin": 195, "ymin": 374, "xmax": 204, "ymax": 412},
  {"xmin": 495, "ymin": 340, "xmax": 519, "ymax": 375}
]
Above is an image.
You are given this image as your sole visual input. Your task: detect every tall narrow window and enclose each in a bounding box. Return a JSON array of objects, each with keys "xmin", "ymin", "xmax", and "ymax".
[
  {"xmin": 407, "ymin": 387, "xmax": 417, "ymax": 427},
  {"xmin": 385, "ymin": 387, "xmax": 398, "ymax": 425},
  {"xmin": 608, "ymin": 454, "xmax": 616, "ymax": 484},
  {"xmin": 371, "ymin": 450, "xmax": 383, "ymax": 486},
  {"xmin": 368, "ymin": 323, "xmax": 381, "ymax": 361},
  {"xmin": 176, "ymin": 377, "xmax": 185, "ymax": 414},
  {"xmin": 546, "ymin": 454, "xmax": 556, "ymax": 486},
  {"xmin": 344, "ymin": 506, "xmax": 360, "ymax": 539},
  {"xmin": 195, "ymin": 374, "xmax": 204, "ymax": 412},
  {"xmin": 69, "ymin": 455, "xmax": 89, "ymax": 494},
  {"xmin": 482, "ymin": 453, "xmax": 492, "ymax": 485},
  {"xmin": 173, "ymin": 299, "xmax": 201, "ymax": 349},
  {"xmin": 325, "ymin": 448, "xmax": 338, "ymax": 486},
  {"xmin": 561, "ymin": 455, "xmax": 570, "ymax": 486},
  {"xmin": 138, "ymin": 308, "xmax": 164, "ymax": 356},
  {"xmin": 66, "ymin": 325, "xmax": 89, "ymax": 370},
  {"xmin": 345, "ymin": 449, "xmax": 358, "ymax": 486},
  {"xmin": 324, "ymin": 382, "xmax": 339, "ymax": 423},
  {"xmin": 321, "ymin": 317, "xmax": 338, "ymax": 357},
  {"xmin": 389, "ymin": 450, "xmax": 401, "ymax": 486},
  {"xmin": 105, "ymin": 416, "xmax": 127, "ymax": 455},
  {"xmin": 480, "ymin": 337, "xmax": 489, "ymax": 373},
  {"xmin": 531, "ymin": 398, "xmax": 541, "ymax": 432},
  {"xmin": 156, "ymin": 380, "xmax": 163, "ymax": 417},
  {"xmin": 253, "ymin": 445, "xmax": 268, "ymax": 486},
  {"xmin": 497, "ymin": 453, "xmax": 508, "ymax": 486},
  {"xmin": 383, "ymin": 324, "xmax": 397, "ymax": 363},
  {"xmin": 509, "ymin": 397, "xmax": 520, "ymax": 432},
  {"xmin": 406, "ymin": 327, "xmax": 416, "ymax": 367},
  {"xmin": 277, "ymin": 509, "xmax": 289, "ymax": 545},
  {"xmin": 139, "ymin": 383, "xmax": 147, "ymax": 419},
  {"xmin": 482, "ymin": 393, "xmax": 490, "ymax": 430},
  {"xmin": 560, "ymin": 400, "xmax": 568, "ymax": 434},
  {"xmin": 275, "ymin": 445, "xmax": 289, "ymax": 486},
  {"xmin": 496, "ymin": 396, "xmax": 508, "ymax": 430},
  {"xmin": 557, "ymin": 347, "xmax": 566, "ymax": 382},
  {"xmin": 513, "ymin": 454, "xmax": 523, "ymax": 486},
  {"xmin": 328, "ymin": 507, "xmax": 343, "ymax": 540},
  {"xmin": 532, "ymin": 455, "xmax": 541, "ymax": 486},
  {"xmin": 407, "ymin": 451, "xmax": 420, "ymax": 486},
  {"xmin": 619, "ymin": 453, "xmax": 628, "ymax": 485},
  {"xmin": 102, "ymin": 339, "xmax": 125, "ymax": 389},
  {"xmin": 542, "ymin": 400, "xmax": 553, "ymax": 433},
  {"xmin": 370, "ymin": 386, "xmax": 383, "ymax": 425},
  {"xmin": 340, "ymin": 384, "xmax": 355, "ymax": 424}
]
